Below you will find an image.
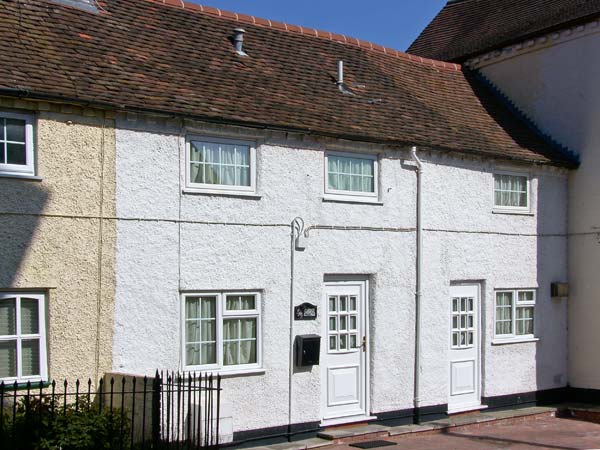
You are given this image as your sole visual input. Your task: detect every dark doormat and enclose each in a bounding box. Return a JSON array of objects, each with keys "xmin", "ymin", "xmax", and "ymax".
[{"xmin": 350, "ymin": 440, "xmax": 396, "ymax": 449}]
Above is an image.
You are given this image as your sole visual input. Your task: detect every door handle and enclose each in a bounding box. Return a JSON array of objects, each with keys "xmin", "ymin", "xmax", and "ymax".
[{"xmin": 361, "ymin": 336, "xmax": 367, "ymax": 352}]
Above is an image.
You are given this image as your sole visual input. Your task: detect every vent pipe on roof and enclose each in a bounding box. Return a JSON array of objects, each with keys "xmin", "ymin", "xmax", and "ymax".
[
  {"xmin": 232, "ymin": 28, "xmax": 248, "ymax": 56},
  {"xmin": 337, "ymin": 60, "xmax": 344, "ymax": 86}
]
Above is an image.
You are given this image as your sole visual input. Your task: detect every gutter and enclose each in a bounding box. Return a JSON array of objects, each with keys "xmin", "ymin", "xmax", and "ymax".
[{"xmin": 410, "ymin": 146, "xmax": 423, "ymax": 423}]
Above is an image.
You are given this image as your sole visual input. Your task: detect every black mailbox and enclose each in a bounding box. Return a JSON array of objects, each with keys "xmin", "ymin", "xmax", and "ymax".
[{"xmin": 295, "ymin": 334, "xmax": 321, "ymax": 367}]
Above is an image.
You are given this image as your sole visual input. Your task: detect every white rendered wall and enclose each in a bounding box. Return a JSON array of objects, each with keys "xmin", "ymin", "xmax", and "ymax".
[
  {"xmin": 473, "ymin": 25, "xmax": 600, "ymax": 389},
  {"xmin": 112, "ymin": 117, "xmax": 568, "ymax": 434}
]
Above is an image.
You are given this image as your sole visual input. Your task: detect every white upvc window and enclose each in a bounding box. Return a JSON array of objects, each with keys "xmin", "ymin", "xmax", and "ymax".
[
  {"xmin": 0, "ymin": 293, "xmax": 47, "ymax": 383},
  {"xmin": 186, "ymin": 136, "xmax": 256, "ymax": 194},
  {"xmin": 182, "ymin": 292, "xmax": 261, "ymax": 372},
  {"xmin": 493, "ymin": 173, "xmax": 530, "ymax": 211},
  {"xmin": 325, "ymin": 151, "xmax": 378, "ymax": 200},
  {"xmin": 0, "ymin": 112, "xmax": 35, "ymax": 177},
  {"xmin": 494, "ymin": 289, "xmax": 536, "ymax": 340}
]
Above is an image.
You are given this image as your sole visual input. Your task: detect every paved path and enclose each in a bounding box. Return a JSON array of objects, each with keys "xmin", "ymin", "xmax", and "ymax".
[{"xmin": 330, "ymin": 417, "xmax": 600, "ymax": 450}]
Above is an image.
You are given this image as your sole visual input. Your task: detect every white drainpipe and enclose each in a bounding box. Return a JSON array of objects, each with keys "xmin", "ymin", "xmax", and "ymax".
[{"xmin": 410, "ymin": 146, "xmax": 423, "ymax": 422}]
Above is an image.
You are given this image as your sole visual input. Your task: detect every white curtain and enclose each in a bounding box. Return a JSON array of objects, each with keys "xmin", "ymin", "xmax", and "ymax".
[{"xmin": 220, "ymin": 144, "xmax": 236, "ymax": 186}]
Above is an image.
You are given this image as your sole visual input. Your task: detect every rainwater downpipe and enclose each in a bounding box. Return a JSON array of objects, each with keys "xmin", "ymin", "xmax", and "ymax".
[{"xmin": 410, "ymin": 146, "xmax": 423, "ymax": 424}]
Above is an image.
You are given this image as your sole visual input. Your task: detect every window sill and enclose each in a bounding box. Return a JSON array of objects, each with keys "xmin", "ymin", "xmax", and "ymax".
[
  {"xmin": 491, "ymin": 337, "xmax": 539, "ymax": 345},
  {"xmin": 492, "ymin": 208, "xmax": 534, "ymax": 216},
  {"xmin": 0, "ymin": 380, "xmax": 49, "ymax": 390},
  {"xmin": 185, "ymin": 368, "xmax": 265, "ymax": 378},
  {"xmin": 322, "ymin": 195, "xmax": 383, "ymax": 205},
  {"xmin": 0, "ymin": 172, "xmax": 42, "ymax": 182},
  {"xmin": 182, "ymin": 188, "xmax": 261, "ymax": 199}
]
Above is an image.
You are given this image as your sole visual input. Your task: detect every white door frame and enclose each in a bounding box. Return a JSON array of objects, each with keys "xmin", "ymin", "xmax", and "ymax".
[
  {"xmin": 321, "ymin": 279, "xmax": 371, "ymax": 426},
  {"xmin": 448, "ymin": 282, "xmax": 484, "ymax": 414}
]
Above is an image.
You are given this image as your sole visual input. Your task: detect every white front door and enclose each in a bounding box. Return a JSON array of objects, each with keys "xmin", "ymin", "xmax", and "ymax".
[
  {"xmin": 448, "ymin": 284, "xmax": 481, "ymax": 413},
  {"xmin": 321, "ymin": 282, "xmax": 368, "ymax": 424}
]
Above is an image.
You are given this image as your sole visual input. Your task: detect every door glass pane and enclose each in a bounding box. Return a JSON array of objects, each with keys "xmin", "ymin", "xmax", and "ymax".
[
  {"xmin": 340, "ymin": 334, "xmax": 348, "ymax": 350},
  {"xmin": 21, "ymin": 298, "xmax": 39, "ymax": 335},
  {"xmin": 349, "ymin": 296, "xmax": 357, "ymax": 311},
  {"xmin": 21, "ymin": 339, "xmax": 40, "ymax": 376},
  {"xmin": 339, "ymin": 316, "xmax": 347, "ymax": 331},
  {"xmin": 329, "ymin": 297, "xmax": 336, "ymax": 312},
  {"xmin": 452, "ymin": 316, "xmax": 458, "ymax": 329},
  {"xmin": 339, "ymin": 296, "xmax": 347, "ymax": 312},
  {"xmin": 349, "ymin": 316, "xmax": 357, "ymax": 330},
  {"xmin": 329, "ymin": 317, "xmax": 336, "ymax": 331},
  {"xmin": 329, "ymin": 336, "xmax": 337, "ymax": 351},
  {"xmin": 452, "ymin": 332, "xmax": 458, "ymax": 347},
  {"xmin": 452, "ymin": 298, "xmax": 458, "ymax": 312},
  {"xmin": 350, "ymin": 334, "xmax": 357, "ymax": 349},
  {"xmin": 0, "ymin": 299, "xmax": 16, "ymax": 336}
]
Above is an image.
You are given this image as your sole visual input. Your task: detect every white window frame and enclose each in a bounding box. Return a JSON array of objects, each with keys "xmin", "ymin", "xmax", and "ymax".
[
  {"xmin": 324, "ymin": 151, "xmax": 379, "ymax": 201},
  {"xmin": 493, "ymin": 171, "xmax": 531, "ymax": 213},
  {"xmin": 0, "ymin": 292, "xmax": 48, "ymax": 383},
  {"xmin": 181, "ymin": 291, "xmax": 262, "ymax": 373},
  {"xmin": 185, "ymin": 136, "xmax": 257, "ymax": 195},
  {"xmin": 0, "ymin": 112, "xmax": 35, "ymax": 177},
  {"xmin": 494, "ymin": 289, "xmax": 536, "ymax": 342}
]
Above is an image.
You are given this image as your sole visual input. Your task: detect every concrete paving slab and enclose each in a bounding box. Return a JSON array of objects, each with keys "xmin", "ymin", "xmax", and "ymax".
[{"xmin": 317, "ymin": 424, "xmax": 390, "ymax": 440}]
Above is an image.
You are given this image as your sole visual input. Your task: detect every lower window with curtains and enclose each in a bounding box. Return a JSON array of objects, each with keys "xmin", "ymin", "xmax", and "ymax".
[
  {"xmin": 182, "ymin": 292, "xmax": 261, "ymax": 372},
  {"xmin": 0, "ymin": 292, "xmax": 48, "ymax": 383}
]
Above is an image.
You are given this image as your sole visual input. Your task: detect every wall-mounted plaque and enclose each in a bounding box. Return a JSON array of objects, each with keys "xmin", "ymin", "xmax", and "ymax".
[{"xmin": 294, "ymin": 303, "xmax": 318, "ymax": 321}]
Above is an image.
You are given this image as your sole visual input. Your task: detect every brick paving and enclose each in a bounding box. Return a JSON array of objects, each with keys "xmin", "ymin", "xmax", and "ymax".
[{"xmin": 330, "ymin": 416, "xmax": 600, "ymax": 450}]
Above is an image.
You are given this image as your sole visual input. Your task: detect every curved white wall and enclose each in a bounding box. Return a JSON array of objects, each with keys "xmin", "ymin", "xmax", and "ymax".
[{"xmin": 474, "ymin": 26, "xmax": 600, "ymax": 389}]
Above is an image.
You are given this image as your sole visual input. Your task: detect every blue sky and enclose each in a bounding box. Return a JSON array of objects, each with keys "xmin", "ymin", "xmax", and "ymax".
[{"xmin": 187, "ymin": 1, "xmax": 446, "ymax": 51}]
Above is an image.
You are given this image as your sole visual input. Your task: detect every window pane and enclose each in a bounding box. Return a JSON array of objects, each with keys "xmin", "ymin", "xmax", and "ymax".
[
  {"xmin": 0, "ymin": 341, "xmax": 17, "ymax": 378},
  {"xmin": 201, "ymin": 297, "xmax": 216, "ymax": 318},
  {"xmin": 519, "ymin": 291, "xmax": 534, "ymax": 302},
  {"xmin": 202, "ymin": 343, "xmax": 216, "ymax": 365},
  {"xmin": 329, "ymin": 336, "xmax": 337, "ymax": 351},
  {"xmin": 201, "ymin": 320, "xmax": 215, "ymax": 341},
  {"xmin": 190, "ymin": 142, "xmax": 203, "ymax": 162},
  {"xmin": 340, "ymin": 334, "xmax": 348, "ymax": 350},
  {"xmin": 237, "ymin": 166, "xmax": 250, "ymax": 186},
  {"xmin": 241, "ymin": 295, "xmax": 256, "ymax": 310},
  {"xmin": 350, "ymin": 334, "xmax": 358, "ymax": 349},
  {"xmin": 6, "ymin": 143, "xmax": 26, "ymax": 165},
  {"xmin": 328, "ymin": 172, "xmax": 339, "ymax": 190},
  {"xmin": 221, "ymin": 166, "xmax": 235, "ymax": 186},
  {"xmin": 190, "ymin": 163, "xmax": 203, "ymax": 183},
  {"xmin": 494, "ymin": 174, "xmax": 527, "ymax": 207},
  {"xmin": 20, "ymin": 298, "xmax": 39, "ymax": 335},
  {"xmin": 239, "ymin": 340, "xmax": 256, "ymax": 364},
  {"xmin": 226, "ymin": 296, "xmax": 239, "ymax": 311},
  {"xmin": 349, "ymin": 315, "xmax": 357, "ymax": 330},
  {"xmin": 186, "ymin": 321, "xmax": 201, "ymax": 342},
  {"xmin": 186, "ymin": 343, "xmax": 201, "ymax": 366},
  {"xmin": 6, "ymin": 119, "xmax": 25, "ymax": 142},
  {"xmin": 0, "ymin": 299, "xmax": 16, "ymax": 336},
  {"xmin": 339, "ymin": 316, "xmax": 347, "ymax": 331},
  {"xmin": 223, "ymin": 319, "xmax": 239, "ymax": 340},
  {"xmin": 223, "ymin": 341, "xmax": 239, "ymax": 366},
  {"xmin": 329, "ymin": 297, "xmax": 337, "ymax": 312},
  {"xmin": 329, "ymin": 317, "xmax": 336, "ymax": 331},
  {"xmin": 328, "ymin": 155, "xmax": 375, "ymax": 193},
  {"xmin": 339, "ymin": 296, "xmax": 347, "ymax": 312},
  {"xmin": 236, "ymin": 147, "xmax": 249, "ymax": 166},
  {"xmin": 240, "ymin": 319, "xmax": 256, "ymax": 339},
  {"xmin": 21, "ymin": 339, "xmax": 40, "ymax": 376}
]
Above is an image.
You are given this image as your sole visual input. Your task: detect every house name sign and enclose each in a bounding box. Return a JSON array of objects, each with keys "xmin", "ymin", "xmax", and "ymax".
[{"xmin": 294, "ymin": 303, "xmax": 318, "ymax": 320}]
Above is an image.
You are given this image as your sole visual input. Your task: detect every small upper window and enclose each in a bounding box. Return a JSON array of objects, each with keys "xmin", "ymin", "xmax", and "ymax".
[
  {"xmin": 325, "ymin": 152, "xmax": 378, "ymax": 199},
  {"xmin": 0, "ymin": 112, "xmax": 35, "ymax": 177},
  {"xmin": 186, "ymin": 137, "xmax": 256, "ymax": 194},
  {"xmin": 0, "ymin": 293, "xmax": 47, "ymax": 383},
  {"xmin": 494, "ymin": 173, "xmax": 529, "ymax": 210}
]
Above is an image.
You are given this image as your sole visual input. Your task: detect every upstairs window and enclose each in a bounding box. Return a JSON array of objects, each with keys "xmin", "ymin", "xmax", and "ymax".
[
  {"xmin": 0, "ymin": 293, "xmax": 47, "ymax": 383},
  {"xmin": 325, "ymin": 152, "xmax": 378, "ymax": 199},
  {"xmin": 0, "ymin": 112, "xmax": 35, "ymax": 177},
  {"xmin": 186, "ymin": 137, "xmax": 256, "ymax": 194},
  {"xmin": 494, "ymin": 173, "xmax": 529, "ymax": 211}
]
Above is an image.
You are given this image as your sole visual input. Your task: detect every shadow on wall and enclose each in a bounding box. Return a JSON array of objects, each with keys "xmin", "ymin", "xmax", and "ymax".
[{"xmin": 0, "ymin": 179, "xmax": 48, "ymax": 288}]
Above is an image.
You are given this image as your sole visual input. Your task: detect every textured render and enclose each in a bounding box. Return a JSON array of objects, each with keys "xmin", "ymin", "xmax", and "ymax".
[
  {"xmin": 0, "ymin": 106, "xmax": 116, "ymax": 383},
  {"xmin": 112, "ymin": 117, "xmax": 568, "ymax": 434},
  {"xmin": 471, "ymin": 28, "xmax": 600, "ymax": 389}
]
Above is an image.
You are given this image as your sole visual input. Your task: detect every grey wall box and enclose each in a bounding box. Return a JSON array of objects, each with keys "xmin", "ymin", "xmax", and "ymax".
[{"xmin": 295, "ymin": 334, "xmax": 321, "ymax": 366}]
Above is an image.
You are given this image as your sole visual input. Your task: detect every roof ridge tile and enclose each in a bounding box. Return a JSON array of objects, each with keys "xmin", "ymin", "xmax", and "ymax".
[{"xmin": 145, "ymin": 0, "xmax": 462, "ymax": 71}]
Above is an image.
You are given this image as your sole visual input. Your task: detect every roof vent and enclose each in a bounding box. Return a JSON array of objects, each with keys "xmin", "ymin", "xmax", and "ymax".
[
  {"xmin": 232, "ymin": 28, "xmax": 248, "ymax": 56},
  {"xmin": 50, "ymin": 0, "xmax": 99, "ymax": 13}
]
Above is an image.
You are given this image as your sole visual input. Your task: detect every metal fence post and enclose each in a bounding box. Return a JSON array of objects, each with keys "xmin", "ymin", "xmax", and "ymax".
[{"xmin": 152, "ymin": 370, "xmax": 162, "ymax": 447}]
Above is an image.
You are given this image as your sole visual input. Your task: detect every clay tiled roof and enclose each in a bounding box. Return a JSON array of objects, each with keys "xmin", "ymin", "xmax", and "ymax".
[
  {"xmin": 0, "ymin": 0, "xmax": 577, "ymax": 167},
  {"xmin": 409, "ymin": 0, "xmax": 600, "ymax": 62}
]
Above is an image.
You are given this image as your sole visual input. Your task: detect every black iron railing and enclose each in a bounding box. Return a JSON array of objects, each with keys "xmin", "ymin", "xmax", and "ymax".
[{"xmin": 0, "ymin": 371, "xmax": 221, "ymax": 450}]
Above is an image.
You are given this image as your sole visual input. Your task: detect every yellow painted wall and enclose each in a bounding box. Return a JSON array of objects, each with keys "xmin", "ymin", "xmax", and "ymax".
[{"xmin": 0, "ymin": 99, "xmax": 116, "ymax": 383}]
